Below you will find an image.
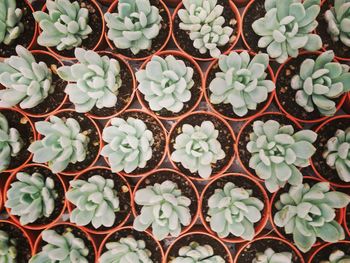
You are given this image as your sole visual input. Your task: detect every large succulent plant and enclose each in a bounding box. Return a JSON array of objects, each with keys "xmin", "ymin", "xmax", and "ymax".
[
  {"xmin": 136, "ymin": 55, "xmax": 194, "ymax": 113},
  {"xmin": 5, "ymin": 172, "xmax": 58, "ymax": 225},
  {"xmin": 0, "ymin": 0, "xmax": 23, "ymax": 45},
  {"xmin": 104, "ymin": 0, "xmax": 162, "ymax": 55},
  {"xmin": 291, "ymin": 51, "xmax": 350, "ymax": 116},
  {"xmin": 252, "ymin": 0, "xmax": 322, "ymax": 63},
  {"xmin": 29, "ymin": 229, "xmax": 89, "ymax": 263},
  {"xmin": 66, "ymin": 175, "xmax": 120, "ymax": 229},
  {"xmin": 247, "ymin": 120, "xmax": 317, "ymax": 193},
  {"xmin": 0, "ymin": 45, "xmax": 53, "ymax": 109},
  {"xmin": 209, "ymin": 51, "xmax": 275, "ymax": 117},
  {"xmin": 101, "ymin": 117, "xmax": 154, "ymax": 173},
  {"xmin": 99, "ymin": 237, "xmax": 152, "ymax": 263},
  {"xmin": 133, "ymin": 180, "xmax": 192, "ymax": 241},
  {"xmin": 253, "ymin": 248, "xmax": 292, "ymax": 263},
  {"xmin": 178, "ymin": 0, "xmax": 234, "ymax": 58},
  {"xmin": 0, "ymin": 230, "xmax": 17, "ymax": 262},
  {"xmin": 321, "ymin": 250, "xmax": 350, "ymax": 263},
  {"xmin": 33, "ymin": 0, "xmax": 92, "ymax": 51},
  {"xmin": 28, "ymin": 116, "xmax": 89, "ymax": 173},
  {"xmin": 57, "ymin": 48, "xmax": 122, "ymax": 113},
  {"xmin": 171, "ymin": 121, "xmax": 225, "ymax": 179},
  {"xmin": 274, "ymin": 181, "xmax": 350, "ymax": 252}
]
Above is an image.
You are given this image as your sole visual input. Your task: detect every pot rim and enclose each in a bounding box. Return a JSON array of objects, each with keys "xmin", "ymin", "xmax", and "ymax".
[
  {"xmin": 307, "ymin": 240, "xmax": 350, "ymax": 263},
  {"xmin": 344, "ymin": 204, "xmax": 350, "ymax": 237}
]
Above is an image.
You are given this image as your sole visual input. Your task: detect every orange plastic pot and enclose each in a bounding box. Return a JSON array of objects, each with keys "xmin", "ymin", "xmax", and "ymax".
[{"xmin": 308, "ymin": 240, "xmax": 350, "ymax": 263}]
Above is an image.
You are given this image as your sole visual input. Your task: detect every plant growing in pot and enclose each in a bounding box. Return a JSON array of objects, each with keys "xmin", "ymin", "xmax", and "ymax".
[{"xmin": 308, "ymin": 241, "xmax": 350, "ymax": 263}]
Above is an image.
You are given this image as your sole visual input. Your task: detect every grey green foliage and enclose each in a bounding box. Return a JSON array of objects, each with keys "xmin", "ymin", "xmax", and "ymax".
[
  {"xmin": 0, "ymin": 0, "xmax": 23, "ymax": 45},
  {"xmin": 321, "ymin": 250, "xmax": 350, "ymax": 263},
  {"xmin": 0, "ymin": 230, "xmax": 17, "ymax": 263},
  {"xmin": 253, "ymin": 248, "xmax": 292, "ymax": 263}
]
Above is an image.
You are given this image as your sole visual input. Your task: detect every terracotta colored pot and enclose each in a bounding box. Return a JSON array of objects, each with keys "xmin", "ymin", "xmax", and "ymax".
[
  {"xmin": 345, "ymin": 204, "xmax": 350, "ymax": 237},
  {"xmin": 308, "ymin": 240, "xmax": 350, "ymax": 263}
]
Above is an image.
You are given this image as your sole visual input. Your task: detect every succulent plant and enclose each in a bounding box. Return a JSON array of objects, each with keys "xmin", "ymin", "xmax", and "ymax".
[
  {"xmin": 325, "ymin": 0, "xmax": 350, "ymax": 47},
  {"xmin": 247, "ymin": 120, "xmax": 317, "ymax": 193},
  {"xmin": 0, "ymin": 112, "xmax": 23, "ymax": 172},
  {"xmin": 252, "ymin": 0, "xmax": 322, "ymax": 63},
  {"xmin": 0, "ymin": 45, "xmax": 53, "ymax": 109},
  {"xmin": 0, "ymin": 230, "xmax": 17, "ymax": 262},
  {"xmin": 5, "ymin": 172, "xmax": 58, "ymax": 225},
  {"xmin": 33, "ymin": 0, "xmax": 92, "ymax": 51},
  {"xmin": 321, "ymin": 250, "xmax": 350, "ymax": 263},
  {"xmin": 274, "ymin": 181, "xmax": 350, "ymax": 252},
  {"xmin": 171, "ymin": 121, "xmax": 225, "ymax": 179},
  {"xmin": 0, "ymin": 0, "xmax": 24, "ymax": 45},
  {"xmin": 253, "ymin": 248, "xmax": 292, "ymax": 263},
  {"xmin": 28, "ymin": 116, "xmax": 89, "ymax": 173},
  {"xmin": 291, "ymin": 51, "xmax": 350, "ymax": 116},
  {"xmin": 99, "ymin": 237, "xmax": 152, "ymax": 263},
  {"xmin": 209, "ymin": 51, "xmax": 275, "ymax": 117},
  {"xmin": 66, "ymin": 175, "xmax": 120, "ymax": 229},
  {"xmin": 57, "ymin": 48, "xmax": 121, "ymax": 113},
  {"xmin": 101, "ymin": 117, "xmax": 154, "ymax": 173},
  {"xmin": 206, "ymin": 182, "xmax": 264, "ymax": 240},
  {"xmin": 178, "ymin": 0, "xmax": 234, "ymax": 58},
  {"xmin": 104, "ymin": 0, "xmax": 162, "ymax": 55},
  {"xmin": 133, "ymin": 180, "xmax": 191, "ymax": 241},
  {"xmin": 136, "ymin": 55, "xmax": 194, "ymax": 113},
  {"xmin": 29, "ymin": 229, "xmax": 89, "ymax": 263}
]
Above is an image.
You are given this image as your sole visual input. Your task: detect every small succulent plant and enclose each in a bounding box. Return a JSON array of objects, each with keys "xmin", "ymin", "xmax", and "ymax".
[
  {"xmin": 66, "ymin": 175, "xmax": 120, "ymax": 229},
  {"xmin": 274, "ymin": 181, "xmax": 350, "ymax": 252},
  {"xmin": 252, "ymin": 0, "xmax": 322, "ymax": 63},
  {"xmin": 0, "ymin": 112, "xmax": 23, "ymax": 172},
  {"xmin": 133, "ymin": 180, "xmax": 191, "ymax": 241},
  {"xmin": 247, "ymin": 120, "xmax": 317, "ymax": 193},
  {"xmin": 99, "ymin": 237, "xmax": 152, "ymax": 263},
  {"xmin": 171, "ymin": 121, "xmax": 225, "ymax": 179},
  {"xmin": 33, "ymin": 0, "xmax": 92, "ymax": 51},
  {"xmin": 253, "ymin": 248, "xmax": 292, "ymax": 263},
  {"xmin": 0, "ymin": 230, "xmax": 17, "ymax": 262},
  {"xmin": 101, "ymin": 117, "xmax": 154, "ymax": 173},
  {"xmin": 136, "ymin": 55, "xmax": 194, "ymax": 113},
  {"xmin": 0, "ymin": 45, "xmax": 53, "ymax": 109},
  {"xmin": 178, "ymin": 0, "xmax": 234, "ymax": 58},
  {"xmin": 0, "ymin": 0, "xmax": 24, "ymax": 45},
  {"xmin": 321, "ymin": 250, "xmax": 350, "ymax": 263},
  {"xmin": 28, "ymin": 116, "xmax": 89, "ymax": 173},
  {"xmin": 209, "ymin": 51, "xmax": 275, "ymax": 117},
  {"xmin": 104, "ymin": 0, "xmax": 162, "ymax": 55},
  {"xmin": 5, "ymin": 172, "xmax": 57, "ymax": 225},
  {"xmin": 325, "ymin": 0, "xmax": 350, "ymax": 47},
  {"xmin": 206, "ymin": 182, "xmax": 264, "ymax": 240},
  {"xmin": 29, "ymin": 229, "xmax": 89, "ymax": 263},
  {"xmin": 57, "ymin": 48, "xmax": 122, "ymax": 113},
  {"xmin": 291, "ymin": 51, "xmax": 350, "ymax": 116}
]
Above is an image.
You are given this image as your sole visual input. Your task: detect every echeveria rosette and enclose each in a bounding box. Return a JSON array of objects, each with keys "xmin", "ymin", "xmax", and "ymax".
[
  {"xmin": 0, "ymin": 45, "xmax": 53, "ymax": 109},
  {"xmin": 28, "ymin": 116, "xmax": 89, "ymax": 173},
  {"xmin": 273, "ymin": 181, "xmax": 350, "ymax": 252},
  {"xmin": 252, "ymin": 0, "xmax": 322, "ymax": 63},
  {"xmin": 0, "ymin": 0, "xmax": 23, "ymax": 45},
  {"xmin": 101, "ymin": 117, "xmax": 154, "ymax": 173},
  {"xmin": 0, "ymin": 230, "xmax": 17, "ymax": 262},
  {"xmin": 253, "ymin": 248, "xmax": 292, "ymax": 263},
  {"xmin": 33, "ymin": 0, "xmax": 92, "ymax": 51},
  {"xmin": 136, "ymin": 55, "xmax": 194, "ymax": 113},
  {"xmin": 104, "ymin": 0, "xmax": 162, "ymax": 55},
  {"xmin": 209, "ymin": 51, "xmax": 275, "ymax": 117},
  {"xmin": 171, "ymin": 121, "xmax": 225, "ymax": 179},
  {"xmin": 133, "ymin": 180, "xmax": 192, "ymax": 241},
  {"xmin": 321, "ymin": 250, "xmax": 350, "ymax": 263},
  {"xmin": 57, "ymin": 48, "xmax": 122, "ymax": 113}
]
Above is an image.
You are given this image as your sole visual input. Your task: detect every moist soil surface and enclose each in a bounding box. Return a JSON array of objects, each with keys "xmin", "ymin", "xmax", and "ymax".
[{"xmin": 310, "ymin": 242, "xmax": 350, "ymax": 262}]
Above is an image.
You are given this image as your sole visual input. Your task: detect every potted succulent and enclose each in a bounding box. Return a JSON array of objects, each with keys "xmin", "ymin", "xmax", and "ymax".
[
  {"xmin": 172, "ymin": 0, "xmax": 241, "ymax": 61},
  {"xmin": 66, "ymin": 166, "xmax": 132, "ymax": 235},
  {"xmin": 308, "ymin": 241, "xmax": 350, "ymax": 263},
  {"xmin": 104, "ymin": 0, "xmax": 172, "ymax": 61},
  {"xmin": 168, "ymin": 111, "xmax": 235, "ymax": 181},
  {"xmin": 132, "ymin": 169, "xmax": 199, "ymax": 241},
  {"xmin": 28, "ymin": 109, "xmax": 101, "ymax": 176},
  {"xmin": 204, "ymin": 50, "xmax": 275, "ymax": 121},
  {"xmin": 57, "ymin": 48, "xmax": 135, "ymax": 119},
  {"xmin": 275, "ymin": 50, "xmax": 350, "ymax": 123},
  {"xmin": 33, "ymin": 0, "xmax": 104, "ymax": 60},
  {"xmin": 136, "ymin": 50, "xmax": 203, "ymax": 121},
  {"xmin": 101, "ymin": 109, "xmax": 167, "ymax": 177}
]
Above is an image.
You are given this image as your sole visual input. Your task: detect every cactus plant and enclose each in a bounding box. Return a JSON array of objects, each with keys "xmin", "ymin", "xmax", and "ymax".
[
  {"xmin": 33, "ymin": 0, "xmax": 92, "ymax": 51},
  {"xmin": 104, "ymin": 0, "xmax": 162, "ymax": 55},
  {"xmin": 291, "ymin": 51, "xmax": 350, "ymax": 116},
  {"xmin": 133, "ymin": 180, "xmax": 191, "ymax": 241},
  {"xmin": 274, "ymin": 181, "xmax": 350, "ymax": 252},
  {"xmin": 0, "ymin": 0, "xmax": 23, "ymax": 45},
  {"xmin": 209, "ymin": 51, "xmax": 275, "ymax": 117},
  {"xmin": 252, "ymin": 0, "xmax": 322, "ymax": 63},
  {"xmin": 136, "ymin": 55, "xmax": 194, "ymax": 113},
  {"xmin": 0, "ymin": 230, "xmax": 17, "ymax": 262},
  {"xmin": 247, "ymin": 120, "xmax": 317, "ymax": 193},
  {"xmin": 321, "ymin": 250, "xmax": 350, "ymax": 263},
  {"xmin": 253, "ymin": 248, "xmax": 292, "ymax": 263}
]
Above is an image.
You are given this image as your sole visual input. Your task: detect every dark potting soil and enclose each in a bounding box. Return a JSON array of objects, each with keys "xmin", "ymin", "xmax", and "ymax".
[
  {"xmin": 310, "ymin": 242, "xmax": 350, "ymax": 262},
  {"xmin": 173, "ymin": 0, "xmax": 239, "ymax": 59},
  {"xmin": 169, "ymin": 113, "xmax": 235, "ymax": 179},
  {"xmin": 346, "ymin": 206, "xmax": 350, "ymax": 234}
]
